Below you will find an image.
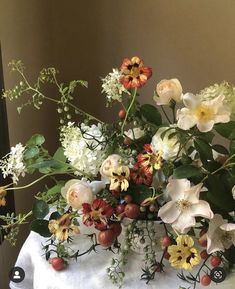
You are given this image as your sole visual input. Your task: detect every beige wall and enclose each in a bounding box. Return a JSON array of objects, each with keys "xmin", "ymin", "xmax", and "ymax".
[{"xmin": 0, "ymin": 0, "xmax": 235, "ymax": 288}]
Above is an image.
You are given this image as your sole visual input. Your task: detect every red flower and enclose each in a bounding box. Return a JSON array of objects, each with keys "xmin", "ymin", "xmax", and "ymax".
[
  {"xmin": 82, "ymin": 198, "xmax": 114, "ymax": 231},
  {"xmin": 130, "ymin": 163, "xmax": 153, "ymax": 186},
  {"xmin": 137, "ymin": 144, "xmax": 163, "ymax": 173},
  {"xmin": 120, "ymin": 56, "xmax": 152, "ymax": 89}
]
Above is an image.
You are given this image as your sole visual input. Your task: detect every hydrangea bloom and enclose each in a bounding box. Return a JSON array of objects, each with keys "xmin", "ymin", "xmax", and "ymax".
[
  {"xmin": 200, "ymin": 81, "xmax": 235, "ymax": 121},
  {"xmin": 61, "ymin": 122, "xmax": 106, "ymax": 177},
  {"xmin": 0, "ymin": 143, "xmax": 26, "ymax": 184},
  {"xmin": 101, "ymin": 69, "xmax": 129, "ymax": 102}
]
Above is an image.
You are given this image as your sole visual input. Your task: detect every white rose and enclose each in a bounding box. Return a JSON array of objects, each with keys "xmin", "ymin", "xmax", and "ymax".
[
  {"xmin": 124, "ymin": 127, "xmax": 145, "ymax": 140},
  {"xmin": 154, "ymin": 78, "xmax": 182, "ymax": 105},
  {"xmin": 100, "ymin": 154, "xmax": 122, "ymax": 181},
  {"xmin": 61, "ymin": 179, "xmax": 94, "ymax": 210},
  {"xmin": 151, "ymin": 127, "xmax": 180, "ymax": 160}
]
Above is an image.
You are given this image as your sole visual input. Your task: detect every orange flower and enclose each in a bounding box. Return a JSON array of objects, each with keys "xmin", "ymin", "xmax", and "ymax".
[
  {"xmin": 137, "ymin": 144, "xmax": 163, "ymax": 173},
  {"xmin": 0, "ymin": 187, "xmax": 7, "ymax": 207},
  {"xmin": 130, "ymin": 163, "xmax": 153, "ymax": 186},
  {"xmin": 120, "ymin": 56, "xmax": 152, "ymax": 89}
]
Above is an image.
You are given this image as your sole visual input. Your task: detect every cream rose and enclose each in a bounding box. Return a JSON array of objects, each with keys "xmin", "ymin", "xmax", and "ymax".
[
  {"xmin": 61, "ymin": 179, "xmax": 94, "ymax": 210},
  {"xmin": 151, "ymin": 127, "xmax": 180, "ymax": 160},
  {"xmin": 154, "ymin": 78, "xmax": 183, "ymax": 105},
  {"xmin": 100, "ymin": 154, "xmax": 122, "ymax": 181}
]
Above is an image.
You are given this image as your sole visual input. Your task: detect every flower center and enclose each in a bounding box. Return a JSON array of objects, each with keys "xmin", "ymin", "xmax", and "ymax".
[
  {"xmin": 176, "ymin": 199, "xmax": 192, "ymax": 211},
  {"xmin": 194, "ymin": 104, "xmax": 215, "ymax": 121},
  {"xmin": 90, "ymin": 209, "xmax": 102, "ymax": 220}
]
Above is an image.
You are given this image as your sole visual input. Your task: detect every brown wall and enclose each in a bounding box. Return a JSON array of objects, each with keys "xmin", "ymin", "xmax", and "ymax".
[{"xmin": 0, "ymin": 0, "xmax": 235, "ymax": 288}]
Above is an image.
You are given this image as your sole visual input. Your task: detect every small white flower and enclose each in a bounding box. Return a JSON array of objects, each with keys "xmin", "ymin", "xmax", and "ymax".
[
  {"xmin": 0, "ymin": 143, "xmax": 26, "ymax": 184},
  {"xmin": 154, "ymin": 78, "xmax": 183, "ymax": 105},
  {"xmin": 61, "ymin": 123, "xmax": 106, "ymax": 177},
  {"xmin": 177, "ymin": 93, "xmax": 230, "ymax": 132},
  {"xmin": 101, "ymin": 69, "xmax": 130, "ymax": 102},
  {"xmin": 151, "ymin": 127, "xmax": 180, "ymax": 160},
  {"xmin": 207, "ymin": 214, "xmax": 235, "ymax": 254},
  {"xmin": 158, "ymin": 178, "xmax": 214, "ymax": 234},
  {"xmin": 124, "ymin": 127, "xmax": 145, "ymax": 140}
]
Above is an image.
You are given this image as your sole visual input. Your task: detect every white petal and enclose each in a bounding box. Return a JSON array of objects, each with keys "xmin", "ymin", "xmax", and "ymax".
[
  {"xmin": 172, "ymin": 212, "xmax": 196, "ymax": 234},
  {"xmin": 158, "ymin": 201, "xmax": 181, "ymax": 224},
  {"xmin": 207, "ymin": 230, "xmax": 225, "ymax": 254},
  {"xmin": 153, "ymin": 94, "xmax": 171, "ymax": 105},
  {"xmin": 197, "ymin": 120, "xmax": 214, "ymax": 132},
  {"xmin": 89, "ymin": 181, "xmax": 106, "ymax": 194},
  {"xmin": 214, "ymin": 112, "xmax": 230, "ymax": 124},
  {"xmin": 190, "ymin": 200, "xmax": 214, "ymax": 219},
  {"xmin": 166, "ymin": 178, "xmax": 190, "ymax": 201},
  {"xmin": 220, "ymin": 223, "xmax": 235, "ymax": 231},
  {"xmin": 177, "ymin": 108, "xmax": 197, "ymax": 130},
  {"xmin": 182, "ymin": 93, "xmax": 201, "ymax": 109},
  {"xmin": 184, "ymin": 183, "xmax": 203, "ymax": 203}
]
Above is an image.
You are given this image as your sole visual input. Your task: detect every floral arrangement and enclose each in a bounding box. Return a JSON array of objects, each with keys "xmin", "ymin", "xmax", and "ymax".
[{"xmin": 0, "ymin": 57, "xmax": 235, "ymax": 288}]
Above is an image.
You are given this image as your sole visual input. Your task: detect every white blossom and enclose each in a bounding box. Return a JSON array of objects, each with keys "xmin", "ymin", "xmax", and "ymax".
[
  {"xmin": 0, "ymin": 143, "xmax": 26, "ymax": 184},
  {"xmin": 124, "ymin": 127, "xmax": 145, "ymax": 140},
  {"xmin": 61, "ymin": 122, "xmax": 106, "ymax": 177},
  {"xmin": 101, "ymin": 69, "xmax": 129, "ymax": 102}
]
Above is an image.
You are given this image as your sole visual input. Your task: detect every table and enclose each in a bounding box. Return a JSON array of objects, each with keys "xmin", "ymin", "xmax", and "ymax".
[{"xmin": 9, "ymin": 217, "xmax": 234, "ymax": 289}]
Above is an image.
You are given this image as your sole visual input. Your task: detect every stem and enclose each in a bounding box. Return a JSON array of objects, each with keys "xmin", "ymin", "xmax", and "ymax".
[
  {"xmin": 193, "ymin": 254, "xmax": 211, "ymax": 289},
  {"xmin": 5, "ymin": 170, "xmax": 73, "ymax": 191},
  {"xmin": 160, "ymin": 106, "xmax": 172, "ymax": 124},
  {"xmin": 121, "ymin": 88, "xmax": 137, "ymax": 135},
  {"xmin": 2, "ymin": 210, "xmax": 33, "ymax": 229}
]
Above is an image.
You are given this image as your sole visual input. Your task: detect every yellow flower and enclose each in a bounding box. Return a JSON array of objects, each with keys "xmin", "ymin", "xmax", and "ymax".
[
  {"xmin": 110, "ymin": 165, "xmax": 130, "ymax": 191},
  {"xmin": 168, "ymin": 235, "xmax": 201, "ymax": 270},
  {"xmin": 0, "ymin": 187, "xmax": 7, "ymax": 207},
  {"xmin": 48, "ymin": 213, "xmax": 80, "ymax": 242}
]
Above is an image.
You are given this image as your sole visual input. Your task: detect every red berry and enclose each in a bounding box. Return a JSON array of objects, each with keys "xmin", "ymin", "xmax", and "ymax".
[
  {"xmin": 124, "ymin": 195, "xmax": 133, "ymax": 204},
  {"xmin": 210, "ymin": 256, "xmax": 222, "ymax": 267},
  {"xmin": 123, "ymin": 137, "xmax": 132, "ymax": 146},
  {"xmin": 118, "ymin": 109, "xmax": 126, "ymax": 119},
  {"xmin": 49, "ymin": 257, "xmax": 66, "ymax": 271},
  {"xmin": 98, "ymin": 229, "xmax": 115, "ymax": 247},
  {"xmin": 201, "ymin": 275, "xmax": 211, "ymax": 286},
  {"xmin": 124, "ymin": 203, "xmax": 140, "ymax": 219},
  {"xmin": 116, "ymin": 204, "xmax": 125, "ymax": 215},
  {"xmin": 198, "ymin": 234, "xmax": 207, "ymax": 247},
  {"xmin": 110, "ymin": 223, "xmax": 122, "ymax": 237},
  {"xmin": 161, "ymin": 236, "xmax": 171, "ymax": 247},
  {"xmin": 200, "ymin": 250, "xmax": 209, "ymax": 260}
]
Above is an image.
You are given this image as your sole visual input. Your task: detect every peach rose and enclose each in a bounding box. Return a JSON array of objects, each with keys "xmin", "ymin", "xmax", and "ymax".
[
  {"xmin": 61, "ymin": 179, "xmax": 94, "ymax": 210},
  {"xmin": 100, "ymin": 154, "xmax": 122, "ymax": 181},
  {"xmin": 154, "ymin": 78, "xmax": 182, "ymax": 105}
]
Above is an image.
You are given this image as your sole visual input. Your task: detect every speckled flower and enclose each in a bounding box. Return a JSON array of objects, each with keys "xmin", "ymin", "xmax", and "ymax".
[
  {"xmin": 120, "ymin": 56, "xmax": 152, "ymax": 89},
  {"xmin": 110, "ymin": 165, "xmax": 130, "ymax": 191},
  {"xmin": 137, "ymin": 144, "xmax": 163, "ymax": 173},
  {"xmin": 48, "ymin": 213, "xmax": 80, "ymax": 242},
  {"xmin": 130, "ymin": 163, "xmax": 153, "ymax": 186},
  {"xmin": 82, "ymin": 198, "xmax": 114, "ymax": 231}
]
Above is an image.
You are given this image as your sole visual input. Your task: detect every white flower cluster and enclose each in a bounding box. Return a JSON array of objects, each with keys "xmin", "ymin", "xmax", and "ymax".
[
  {"xmin": 0, "ymin": 143, "xmax": 26, "ymax": 184},
  {"xmin": 101, "ymin": 69, "xmax": 129, "ymax": 102},
  {"xmin": 61, "ymin": 122, "xmax": 106, "ymax": 177},
  {"xmin": 200, "ymin": 81, "xmax": 235, "ymax": 120}
]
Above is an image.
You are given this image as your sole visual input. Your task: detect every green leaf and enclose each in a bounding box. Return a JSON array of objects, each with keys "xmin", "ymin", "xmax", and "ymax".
[
  {"xmin": 214, "ymin": 121, "xmax": 235, "ymax": 139},
  {"xmin": 53, "ymin": 147, "xmax": 66, "ymax": 163},
  {"xmin": 26, "ymin": 134, "xmax": 45, "ymax": 146},
  {"xmin": 49, "ymin": 211, "xmax": 61, "ymax": 220},
  {"xmin": 32, "ymin": 160, "xmax": 60, "ymax": 169},
  {"xmin": 194, "ymin": 139, "xmax": 213, "ymax": 160},
  {"xmin": 130, "ymin": 185, "xmax": 155, "ymax": 205},
  {"xmin": 32, "ymin": 200, "xmax": 49, "ymax": 219},
  {"xmin": 224, "ymin": 245, "xmax": 235, "ymax": 264},
  {"xmin": 212, "ymin": 144, "xmax": 229, "ymax": 155},
  {"xmin": 140, "ymin": 104, "xmax": 162, "ymax": 126},
  {"xmin": 24, "ymin": 146, "xmax": 39, "ymax": 160},
  {"xmin": 30, "ymin": 219, "xmax": 51, "ymax": 237},
  {"xmin": 173, "ymin": 165, "xmax": 202, "ymax": 179}
]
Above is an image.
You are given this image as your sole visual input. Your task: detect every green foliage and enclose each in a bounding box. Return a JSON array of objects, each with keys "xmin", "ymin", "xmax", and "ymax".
[
  {"xmin": 32, "ymin": 200, "xmax": 49, "ymax": 219},
  {"xmin": 26, "ymin": 134, "xmax": 45, "ymax": 147},
  {"xmin": 215, "ymin": 121, "xmax": 235, "ymax": 139},
  {"xmin": 30, "ymin": 219, "xmax": 51, "ymax": 237},
  {"xmin": 140, "ymin": 104, "xmax": 162, "ymax": 126},
  {"xmin": 129, "ymin": 185, "xmax": 156, "ymax": 204},
  {"xmin": 173, "ymin": 165, "xmax": 202, "ymax": 179}
]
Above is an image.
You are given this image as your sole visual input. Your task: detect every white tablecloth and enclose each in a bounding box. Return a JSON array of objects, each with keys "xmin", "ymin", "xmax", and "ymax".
[{"xmin": 10, "ymin": 218, "xmax": 235, "ymax": 289}]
